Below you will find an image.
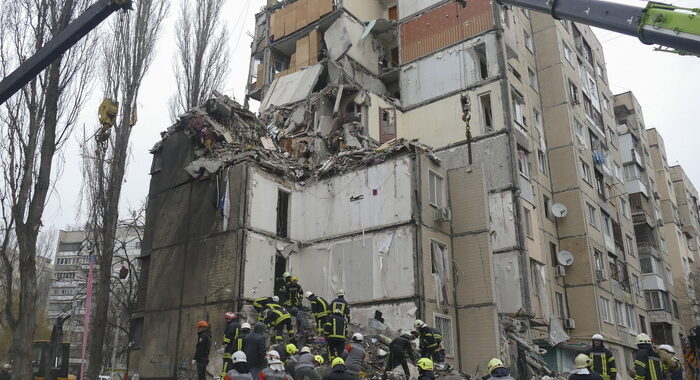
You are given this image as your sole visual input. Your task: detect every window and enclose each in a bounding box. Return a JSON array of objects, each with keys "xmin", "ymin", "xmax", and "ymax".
[
  {"xmin": 640, "ymin": 315, "xmax": 647, "ymax": 333},
  {"xmin": 528, "ymin": 68, "xmax": 538, "ymax": 91},
  {"xmin": 479, "ymin": 93, "xmax": 493, "ymax": 133},
  {"xmin": 544, "ymin": 195, "xmax": 553, "ymax": 221},
  {"xmin": 581, "ymin": 159, "xmax": 592, "ymax": 183},
  {"xmin": 563, "ymin": 42, "xmax": 573, "ymax": 63},
  {"xmin": 130, "ymin": 317, "xmax": 144, "ymax": 349},
  {"xmin": 600, "ymin": 296, "xmax": 613, "ymax": 323},
  {"xmin": 595, "ymin": 170, "xmax": 606, "ymax": 199},
  {"xmin": 672, "ymin": 300, "xmax": 680, "ymax": 319},
  {"xmin": 624, "ymin": 164, "xmax": 641, "ymax": 180},
  {"xmin": 524, "ymin": 30, "xmax": 534, "ymax": 52},
  {"xmin": 555, "ymin": 292, "xmax": 567, "ymax": 318},
  {"xmin": 434, "ymin": 314, "xmax": 454, "ymax": 357},
  {"xmin": 626, "ymin": 235, "xmax": 636, "ymax": 257},
  {"xmin": 568, "ymin": 80, "xmax": 579, "ymax": 103},
  {"xmin": 587, "ymin": 203, "xmax": 597, "ymax": 228},
  {"xmin": 616, "ymin": 301, "xmax": 628, "ymax": 327},
  {"xmin": 596, "ymin": 63, "xmax": 605, "ymax": 81},
  {"xmin": 645, "ymin": 290, "xmax": 671, "ymax": 311},
  {"xmin": 574, "ymin": 119, "xmax": 586, "ymax": 145},
  {"xmin": 594, "ymin": 250, "xmax": 605, "ymax": 271},
  {"xmin": 607, "ymin": 127, "xmax": 617, "ymax": 146},
  {"xmin": 537, "ymin": 150, "xmax": 548, "ymax": 174},
  {"xmin": 379, "ymin": 108, "xmax": 397, "ymax": 143},
  {"xmin": 430, "ymin": 241, "xmax": 448, "ymax": 274},
  {"xmin": 508, "ymin": 64, "xmax": 522, "ymax": 82},
  {"xmin": 512, "ymin": 89, "xmax": 526, "ymax": 127},
  {"xmin": 517, "ymin": 147, "xmax": 530, "ymax": 178},
  {"xmin": 524, "ymin": 208, "xmax": 533, "ymax": 238},
  {"xmin": 276, "ymin": 190, "xmax": 290, "ymax": 238},
  {"xmin": 602, "ymin": 212, "xmax": 613, "ymax": 239},
  {"xmin": 632, "ymin": 274, "xmax": 640, "ymax": 294},
  {"xmin": 533, "ymin": 109, "xmax": 543, "ymax": 132},
  {"xmin": 620, "ymin": 198, "xmax": 630, "ymax": 219},
  {"xmin": 665, "ymin": 267, "xmax": 674, "ymax": 286},
  {"xmin": 608, "ymin": 254, "xmax": 619, "ymax": 280},
  {"xmin": 603, "ymin": 96, "xmax": 611, "ymax": 113},
  {"xmin": 58, "ymin": 242, "xmax": 82, "ymax": 252},
  {"xmin": 550, "ymin": 242, "xmax": 558, "ymax": 268},
  {"xmin": 476, "ymin": 44, "xmax": 488, "ymax": 80},
  {"xmin": 55, "ymin": 272, "xmax": 76, "ymax": 281},
  {"xmin": 429, "ymin": 171, "xmax": 444, "ymax": 207}
]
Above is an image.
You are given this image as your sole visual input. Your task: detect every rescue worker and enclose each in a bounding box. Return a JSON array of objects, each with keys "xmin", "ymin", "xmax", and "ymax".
[
  {"xmin": 585, "ymin": 334, "xmax": 617, "ymax": 380},
  {"xmin": 634, "ymin": 333, "xmax": 663, "ymax": 380},
  {"xmin": 260, "ymin": 350, "xmax": 294, "ymax": 380},
  {"xmin": 223, "ymin": 312, "xmax": 242, "ymax": 377},
  {"xmin": 324, "ymin": 309, "xmax": 348, "ymax": 359},
  {"xmin": 284, "ymin": 344, "xmax": 300, "ymax": 375},
  {"xmin": 253, "ymin": 296, "xmax": 281, "ymax": 321},
  {"xmin": 330, "ymin": 290, "xmax": 351, "ymax": 324},
  {"xmin": 296, "ymin": 346, "xmax": 322, "ymax": 380},
  {"xmin": 277, "ymin": 272, "xmax": 292, "ymax": 295},
  {"xmin": 414, "ymin": 319, "xmax": 443, "ymax": 362},
  {"xmin": 243, "ymin": 322, "xmax": 268, "ymax": 379},
  {"xmin": 193, "ymin": 320, "xmax": 212, "ymax": 380},
  {"xmin": 283, "ymin": 276, "xmax": 304, "ymax": 308},
  {"xmin": 315, "ymin": 355, "xmax": 327, "ymax": 379},
  {"xmin": 0, "ymin": 364, "xmax": 11, "ymax": 380},
  {"xmin": 225, "ymin": 351, "xmax": 253, "ymax": 380},
  {"xmin": 306, "ymin": 291, "xmax": 330, "ymax": 335},
  {"xmin": 657, "ymin": 344, "xmax": 683, "ymax": 380},
  {"xmin": 569, "ymin": 354, "xmax": 604, "ymax": 380},
  {"xmin": 417, "ymin": 358, "xmax": 436, "ymax": 380},
  {"xmin": 382, "ymin": 329, "xmax": 416, "ymax": 380},
  {"xmin": 232, "ymin": 323, "xmax": 252, "ymax": 356},
  {"xmin": 341, "ymin": 333, "xmax": 366, "ymax": 380},
  {"xmin": 485, "ymin": 358, "xmax": 515, "ymax": 380},
  {"xmin": 290, "ymin": 307, "xmax": 310, "ymax": 346},
  {"xmin": 324, "ymin": 358, "xmax": 354, "ymax": 380},
  {"xmin": 264, "ymin": 306, "xmax": 295, "ymax": 342}
]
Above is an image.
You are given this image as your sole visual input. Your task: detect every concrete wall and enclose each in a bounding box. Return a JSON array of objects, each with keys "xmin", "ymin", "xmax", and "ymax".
[
  {"xmin": 342, "ymin": 0, "xmax": 387, "ymax": 22},
  {"xmin": 398, "ymin": 0, "xmax": 444, "ymax": 20}
]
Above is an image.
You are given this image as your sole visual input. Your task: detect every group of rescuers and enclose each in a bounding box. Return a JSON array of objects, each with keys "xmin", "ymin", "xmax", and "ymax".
[{"xmin": 191, "ymin": 274, "xmax": 685, "ymax": 380}]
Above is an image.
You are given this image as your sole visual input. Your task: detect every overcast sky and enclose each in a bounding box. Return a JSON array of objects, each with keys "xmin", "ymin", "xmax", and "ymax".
[{"xmin": 42, "ymin": 0, "xmax": 700, "ymax": 231}]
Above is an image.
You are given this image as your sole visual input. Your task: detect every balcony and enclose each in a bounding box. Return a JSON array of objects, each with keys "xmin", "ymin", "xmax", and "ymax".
[
  {"xmin": 627, "ymin": 178, "xmax": 649, "ymax": 198},
  {"xmin": 641, "ymin": 273, "xmax": 666, "ymax": 291},
  {"xmin": 622, "ymin": 148, "xmax": 643, "ymax": 167}
]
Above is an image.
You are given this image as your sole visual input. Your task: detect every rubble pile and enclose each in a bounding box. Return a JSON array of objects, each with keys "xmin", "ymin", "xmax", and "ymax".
[{"xmin": 155, "ymin": 91, "xmax": 439, "ymax": 184}]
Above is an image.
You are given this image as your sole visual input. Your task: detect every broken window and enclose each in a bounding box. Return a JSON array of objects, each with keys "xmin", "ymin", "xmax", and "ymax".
[
  {"xmin": 434, "ymin": 314, "xmax": 453, "ymax": 356},
  {"xmin": 479, "ymin": 93, "xmax": 493, "ymax": 133},
  {"xmin": 523, "ymin": 208, "xmax": 532, "ymax": 238},
  {"xmin": 429, "ymin": 171, "xmax": 444, "ymax": 208},
  {"xmin": 276, "ymin": 190, "xmax": 290, "ymax": 238},
  {"xmin": 379, "ymin": 108, "xmax": 396, "ymax": 144},
  {"xmin": 511, "ymin": 89, "xmax": 526, "ymax": 128},
  {"xmin": 430, "ymin": 241, "xmax": 450, "ymax": 307},
  {"xmin": 476, "ymin": 44, "xmax": 488, "ymax": 80},
  {"xmin": 517, "ymin": 147, "xmax": 529, "ymax": 178},
  {"xmin": 555, "ymin": 292, "xmax": 567, "ymax": 318}
]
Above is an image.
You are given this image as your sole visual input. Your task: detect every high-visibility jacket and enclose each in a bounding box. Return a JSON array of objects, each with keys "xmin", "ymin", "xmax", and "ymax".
[
  {"xmin": 418, "ymin": 326, "xmax": 442, "ymax": 350},
  {"xmin": 324, "ymin": 314, "xmax": 347, "ymax": 339},
  {"xmin": 224, "ymin": 331, "xmax": 248, "ymax": 357},
  {"xmin": 282, "ymin": 282, "xmax": 303, "ymax": 307},
  {"xmin": 635, "ymin": 346, "xmax": 663, "ymax": 380},
  {"xmin": 330, "ymin": 297, "xmax": 350, "ymax": 321},
  {"xmin": 253, "ymin": 296, "xmax": 275, "ymax": 310},
  {"xmin": 310, "ymin": 296, "xmax": 329, "ymax": 317},
  {"xmin": 661, "ymin": 357, "xmax": 683, "ymax": 380},
  {"xmin": 264, "ymin": 307, "xmax": 291, "ymax": 327},
  {"xmin": 223, "ymin": 320, "xmax": 242, "ymax": 355},
  {"xmin": 586, "ymin": 346, "xmax": 617, "ymax": 380}
]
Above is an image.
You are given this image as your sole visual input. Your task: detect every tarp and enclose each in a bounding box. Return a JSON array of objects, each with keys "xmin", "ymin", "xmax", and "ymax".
[{"xmin": 260, "ymin": 64, "xmax": 324, "ymax": 109}]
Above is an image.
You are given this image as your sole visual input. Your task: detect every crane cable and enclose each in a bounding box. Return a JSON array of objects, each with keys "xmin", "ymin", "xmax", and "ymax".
[{"xmin": 457, "ymin": 2, "xmax": 473, "ymax": 164}]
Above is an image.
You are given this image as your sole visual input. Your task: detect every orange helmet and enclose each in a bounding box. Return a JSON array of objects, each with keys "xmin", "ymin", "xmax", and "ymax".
[{"xmin": 197, "ymin": 320, "xmax": 209, "ymax": 328}]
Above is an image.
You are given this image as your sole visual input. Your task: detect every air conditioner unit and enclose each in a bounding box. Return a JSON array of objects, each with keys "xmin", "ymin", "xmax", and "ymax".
[
  {"xmin": 564, "ymin": 318, "xmax": 576, "ymax": 329},
  {"xmin": 434, "ymin": 207, "xmax": 451, "ymax": 222},
  {"xmin": 555, "ymin": 265, "xmax": 566, "ymax": 277},
  {"xmin": 595, "ymin": 269, "xmax": 608, "ymax": 282}
]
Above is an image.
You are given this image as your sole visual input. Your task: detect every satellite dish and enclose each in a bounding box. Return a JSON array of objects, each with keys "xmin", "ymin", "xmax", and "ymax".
[
  {"xmin": 557, "ymin": 250, "xmax": 574, "ymax": 267},
  {"xmin": 551, "ymin": 203, "xmax": 568, "ymax": 218}
]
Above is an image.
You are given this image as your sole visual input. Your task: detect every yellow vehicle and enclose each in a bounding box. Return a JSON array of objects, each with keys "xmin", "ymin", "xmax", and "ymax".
[{"xmin": 32, "ymin": 340, "xmax": 75, "ymax": 380}]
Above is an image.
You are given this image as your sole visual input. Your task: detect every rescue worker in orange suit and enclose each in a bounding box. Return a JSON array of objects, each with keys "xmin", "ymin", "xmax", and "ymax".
[
  {"xmin": 324, "ymin": 309, "xmax": 347, "ymax": 359},
  {"xmin": 585, "ymin": 334, "xmax": 617, "ymax": 380},
  {"xmin": 634, "ymin": 333, "xmax": 663, "ymax": 380},
  {"xmin": 264, "ymin": 306, "xmax": 295, "ymax": 342},
  {"xmin": 306, "ymin": 291, "xmax": 330, "ymax": 335},
  {"xmin": 193, "ymin": 320, "xmax": 212, "ymax": 380},
  {"xmin": 222, "ymin": 312, "xmax": 242, "ymax": 377},
  {"xmin": 282, "ymin": 276, "xmax": 303, "ymax": 308}
]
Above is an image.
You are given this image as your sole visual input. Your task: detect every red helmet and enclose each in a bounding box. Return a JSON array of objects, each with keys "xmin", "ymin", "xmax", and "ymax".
[{"xmin": 224, "ymin": 311, "xmax": 237, "ymax": 320}]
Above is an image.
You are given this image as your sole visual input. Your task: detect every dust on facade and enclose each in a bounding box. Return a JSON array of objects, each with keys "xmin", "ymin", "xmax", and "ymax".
[{"xmin": 128, "ymin": 0, "xmax": 700, "ymax": 379}]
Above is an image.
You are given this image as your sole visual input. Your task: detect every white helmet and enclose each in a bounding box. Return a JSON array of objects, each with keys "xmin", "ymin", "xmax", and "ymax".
[
  {"xmin": 241, "ymin": 322, "xmax": 252, "ymax": 330},
  {"xmin": 399, "ymin": 329, "xmax": 412, "ymax": 337},
  {"xmin": 232, "ymin": 351, "xmax": 248, "ymax": 364},
  {"xmin": 658, "ymin": 344, "xmax": 675, "ymax": 354},
  {"xmin": 337, "ymin": 289, "xmax": 345, "ymax": 296},
  {"xmin": 301, "ymin": 346, "xmax": 312, "ymax": 353},
  {"xmin": 636, "ymin": 333, "xmax": 652, "ymax": 345},
  {"xmin": 305, "ymin": 291, "xmax": 314, "ymax": 298},
  {"xmin": 352, "ymin": 333, "xmax": 363, "ymax": 342},
  {"xmin": 272, "ymin": 295, "xmax": 279, "ymax": 303},
  {"xmin": 266, "ymin": 350, "xmax": 282, "ymax": 364},
  {"xmin": 414, "ymin": 319, "xmax": 426, "ymax": 329},
  {"xmin": 592, "ymin": 334, "xmax": 604, "ymax": 341},
  {"xmin": 2, "ymin": 364, "xmax": 10, "ymax": 369},
  {"xmin": 283, "ymin": 272, "xmax": 291, "ymax": 278}
]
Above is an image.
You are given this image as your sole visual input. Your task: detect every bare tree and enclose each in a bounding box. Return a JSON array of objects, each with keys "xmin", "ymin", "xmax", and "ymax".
[
  {"xmin": 170, "ymin": 0, "xmax": 231, "ymax": 119},
  {"xmin": 0, "ymin": 0, "xmax": 96, "ymax": 377},
  {"xmin": 79, "ymin": 2, "xmax": 168, "ymax": 377}
]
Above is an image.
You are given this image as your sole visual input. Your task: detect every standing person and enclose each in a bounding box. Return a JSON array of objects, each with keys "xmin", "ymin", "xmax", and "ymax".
[
  {"xmin": 259, "ymin": 350, "xmax": 294, "ymax": 380},
  {"xmin": 341, "ymin": 333, "xmax": 366, "ymax": 380},
  {"xmin": 0, "ymin": 364, "xmax": 11, "ymax": 380},
  {"xmin": 414, "ymin": 320, "xmax": 443, "ymax": 362},
  {"xmin": 330, "ymin": 290, "xmax": 351, "ymax": 324},
  {"xmin": 569, "ymin": 354, "xmax": 604, "ymax": 380},
  {"xmin": 484, "ymin": 358, "xmax": 515, "ymax": 380},
  {"xmin": 324, "ymin": 309, "xmax": 348, "ymax": 359},
  {"xmin": 382, "ymin": 330, "xmax": 416, "ymax": 380},
  {"xmin": 305, "ymin": 291, "xmax": 330, "ymax": 336},
  {"xmin": 225, "ymin": 351, "xmax": 254, "ymax": 380},
  {"xmin": 417, "ymin": 358, "xmax": 437, "ymax": 380},
  {"xmin": 223, "ymin": 312, "xmax": 242, "ymax": 377},
  {"xmin": 264, "ymin": 307, "xmax": 295, "ymax": 342},
  {"xmin": 244, "ymin": 322, "xmax": 269, "ymax": 379},
  {"xmin": 283, "ymin": 276, "xmax": 304, "ymax": 308},
  {"xmin": 193, "ymin": 320, "xmax": 212, "ymax": 380},
  {"xmin": 324, "ymin": 358, "xmax": 354, "ymax": 380},
  {"xmin": 585, "ymin": 334, "xmax": 617, "ymax": 380},
  {"xmin": 657, "ymin": 344, "xmax": 683, "ymax": 380},
  {"xmin": 253, "ymin": 296, "xmax": 280, "ymax": 321},
  {"xmin": 276, "ymin": 272, "xmax": 292, "ymax": 299},
  {"xmin": 634, "ymin": 333, "xmax": 663, "ymax": 380},
  {"xmin": 290, "ymin": 307, "xmax": 310, "ymax": 346},
  {"xmin": 295, "ymin": 346, "xmax": 321, "ymax": 380}
]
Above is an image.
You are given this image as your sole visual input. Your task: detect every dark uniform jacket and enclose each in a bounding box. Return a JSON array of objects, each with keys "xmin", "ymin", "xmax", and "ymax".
[
  {"xmin": 418, "ymin": 326, "xmax": 442, "ymax": 350},
  {"xmin": 264, "ymin": 307, "xmax": 291, "ymax": 327},
  {"xmin": 330, "ymin": 297, "xmax": 350, "ymax": 322},
  {"xmin": 243, "ymin": 323, "xmax": 268, "ymax": 369},
  {"xmin": 310, "ymin": 296, "xmax": 330, "ymax": 317},
  {"xmin": 224, "ymin": 320, "xmax": 242, "ymax": 353},
  {"xmin": 388, "ymin": 335, "xmax": 416, "ymax": 360},
  {"xmin": 634, "ymin": 345, "xmax": 663, "ymax": 380},
  {"xmin": 585, "ymin": 345, "xmax": 617, "ymax": 380},
  {"xmin": 568, "ymin": 370, "xmax": 604, "ymax": 380},
  {"xmin": 194, "ymin": 329, "xmax": 212, "ymax": 361},
  {"xmin": 324, "ymin": 314, "xmax": 347, "ymax": 339},
  {"xmin": 323, "ymin": 364, "xmax": 355, "ymax": 380},
  {"xmin": 283, "ymin": 282, "xmax": 303, "ymax": 307},
  {"xmin": 418, "ymin": 370, "xmax": 436, "ymax": 380}
]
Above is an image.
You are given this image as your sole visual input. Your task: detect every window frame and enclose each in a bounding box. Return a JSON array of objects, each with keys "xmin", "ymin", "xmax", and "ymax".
[
  {"xmin": 428, "ymin": 170, "xmax": 445, "ymax": 208},
  {"xmin": 600, "ymin": 296, "xmax": 613, "ymax": 324},
  {"xmin": 433, "ymin": 314, "xmax": 454, "ymax": 358}
]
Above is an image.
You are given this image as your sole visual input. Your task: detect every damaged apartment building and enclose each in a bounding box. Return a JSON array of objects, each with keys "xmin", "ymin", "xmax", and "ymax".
[{"xmin": 131, "ymin": 0, "xmax": 699, "ymax": 379}]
